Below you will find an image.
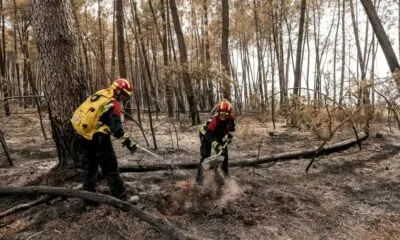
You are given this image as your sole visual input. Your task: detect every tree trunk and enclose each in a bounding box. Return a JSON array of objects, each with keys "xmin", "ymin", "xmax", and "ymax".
[
  {"xmin": 110, "ymin": 0, "xmax": 116, "ymax": 79},
  {"xmin": 13, "ymin": 0, "xmax": 21, "ymax": 107},
  {"xmin": 199, "ymin": 4, "xmax": 207, "ymax": 111},
  {"xmin": 159, "ymin": 0, "xmax": 174, "ymax": 117},
  {"xmin": 333, "ymin": 0, "xmax": 340, "ymax": 105},
  {"xmin": 0, "ymin": 0, "xmax": 9, "ymax": 116},
  {"xmin": 312, "ymin": 5, "xmax": 321, "ymax": 105},
  {"xmin": 120, "ymin": 132, "xmax": 368, "ymax": 173},
  {"xmin": 143, "ymin": 0, "xmax": 161, "ymax": 114},
  {"xmin": 293, "ymin": 0, "xmax": 306, "ymax": 97},
  {"xmin": 73, "ymin": 5, "xmax": 92, "ymax": 94},
  {"xmin": 339, "ymin": 0, "xmax": 346, "ymax": 105},
  {"xmin": 221, "ymin": 0, "xmax": 231, "ymax": 100},
  {"xmin": 272, "ymin": 6, "xmax": 286, "ymax": 106},
  {"xmin": 371, "ymin": 35, "xmax": 377, "ymax": 106},
  {"xmin": 115, "ymin": 0, "xmax": 133, "ymax": 118},
  {"xmin": 166, "ymin": 4, "xmax": 186, "ymax": 115},
  {"xmin": 253, "ymin": 0, "xmax": 264, "ymax": 109},
  {"xmin": 204, "ymin": 0, "xmax": 214, "ymax": 108},
  {"xmin": 97, "ymin": 0, "xmax": 108, "ymax": 87},
  {"xmin": 268, "ymin": 31, "xmax": 276, "ymax": 129},
  {"xmin": 131, "ymin": 0, "xmax": 158, "ymax": 149},
  {"xmin": 30, "ymin": 0, "xmax": 87, "ymax": 169},
  {"xmin": 240, "ymin": 40, "xmax": 248, "ymax": 109},
  {"xmin": 0, "ymin": 130, "xmax": 12, "ymax": 166},
  {"xmin": 116, "ymin": 0, "xmax": 127, "ymax": 78},
  {"xmin": 133, "ymin": 44, "xmax": 143, "ymax": 126},
  {"xmin": 360, "ymin": 0, "xmax": 400, "ymax": 92},
  {"xmin": 350, "ymin": 0, "xmax": 367, "ymax": 104},
  {"xmin": 169, "ymin": 0, "xmax": 199, "ymax": 125}
]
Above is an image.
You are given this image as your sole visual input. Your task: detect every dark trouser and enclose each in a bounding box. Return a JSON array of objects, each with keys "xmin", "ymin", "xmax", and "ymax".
[
  {"xmin": 81, "ymin": 133, "xmax": 127, "ymax": 200},
  {"xmin": 196, "ymin": 134, "xmax": 229, "ymax": 184}
]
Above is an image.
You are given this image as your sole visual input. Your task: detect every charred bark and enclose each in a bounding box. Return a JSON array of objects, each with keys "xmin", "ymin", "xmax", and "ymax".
[
  {"xmin": 169, "ymin": 0, "xmax": 200, "ymax": 125},
  {"xmin": 221, "ymin": 0, "xmax": 231, "ymax": 100},
  {"xmin": 30, "ymin": 0, "xmax": 87, "ymax": 169}
]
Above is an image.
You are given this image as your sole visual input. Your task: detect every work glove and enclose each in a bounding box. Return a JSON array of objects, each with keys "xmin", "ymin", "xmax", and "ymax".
[
  {"xmin": 225, "ymin": 133, "xmax": 233, "ymax": 144},
  {"xmin": 121, "ymin": 137, "xmax": 137, "ymax": 153},
  {"xmin": 212, "ymin": 141, "xmax": 225, "ymax": 154}
]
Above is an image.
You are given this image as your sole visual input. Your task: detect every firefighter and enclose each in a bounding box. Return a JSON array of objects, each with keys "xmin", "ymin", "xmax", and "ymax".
[
  {"xmin": 71, "ymin": 79, "xmax": 137, "ymax": 204},
  {"xmin": 196, "ymin": 99, "xmax": 236, "ymax": 185}
]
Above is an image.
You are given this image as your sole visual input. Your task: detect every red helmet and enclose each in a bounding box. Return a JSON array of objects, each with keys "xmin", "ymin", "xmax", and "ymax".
[
  {"xmin": 111, "ymin": 79, "xmax": 132, "ymax": 96},
  {"xmin": 216, "ymin": 99, "xmax": 232, "ymax": 113}
]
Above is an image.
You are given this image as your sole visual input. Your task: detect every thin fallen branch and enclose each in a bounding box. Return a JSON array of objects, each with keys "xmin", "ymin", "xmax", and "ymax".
[
  {"xmin": 305, "ymin": 106, "xmax": 364, "ymax": 172},
  {"xmin": 0, "ymin": 130, "xmax": 13, "ymax": 166},
  {"xmin": 0, "ymin": 195, "xmax": 54, "ymax": 218},
  {"xmin": 349, "ymin": 119, "xmax": 361, "ymax": 150},
  {"xmin": 119, "ymin": 132, "xmax": 369, "ymax": 173},
  {"xmin": 0, "ymin": 186, "xmax": 203, "ymax": 240},
  {"xmin": 0, "ymin": 185, "xmax": 82, "ymax": 219}
]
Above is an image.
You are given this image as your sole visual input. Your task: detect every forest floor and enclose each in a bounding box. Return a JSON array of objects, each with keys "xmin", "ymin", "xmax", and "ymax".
[{"xmin": 0, "ymin": 107, "xmax": 400, "ymax": 240}]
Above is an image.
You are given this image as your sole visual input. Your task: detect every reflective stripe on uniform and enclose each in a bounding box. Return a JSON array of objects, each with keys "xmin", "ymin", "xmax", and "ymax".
[
  {"xmin": 100, "ymin": 103, "xmax": 114, "ymax": 115},
  {"xmin": 199, "ymin": 118, "xmax": 212, "ymax": 135},
  {"xmin": 212, "ymin": 141, "xmax": 219, "ymax": 150},
  {"xmin": 199, "ymin": 123, "xmax": 207, "ymax": 135}
]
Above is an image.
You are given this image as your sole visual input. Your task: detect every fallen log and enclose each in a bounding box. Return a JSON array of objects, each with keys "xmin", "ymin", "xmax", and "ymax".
[
  {"xmin": 119, "ymin": 132, "xmax": 369, "ymax": 173},
  {"xmin": 0, "ymin": 186, "xmax": 203, "ymax": 240}
]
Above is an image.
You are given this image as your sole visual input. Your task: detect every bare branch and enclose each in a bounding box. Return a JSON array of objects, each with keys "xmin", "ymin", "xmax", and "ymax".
[{"xmin": 0, "ymin": 186, "xmax": 203, "ymax": 240}]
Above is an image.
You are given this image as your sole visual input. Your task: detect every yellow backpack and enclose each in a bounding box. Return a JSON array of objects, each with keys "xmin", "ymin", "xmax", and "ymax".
[{"xmin": 71, "ymin": 88, "xmax": 116, "ymax": 140}]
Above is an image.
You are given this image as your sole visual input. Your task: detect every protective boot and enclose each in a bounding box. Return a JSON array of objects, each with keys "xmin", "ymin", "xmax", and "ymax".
[
  {"xmin": 213, "ymin": 167, "xmax": 225, "ymax": 186},
  {"xmin": 196, "ymin": 162, "xmax": 205, "ymax": 185},
  {"xmin": 221, "ymin": 151, "xmax": 229, "ymax": 177},
  {"xmin": 121, "ymin": 195, "xmax": 139, "ymax": 205},
  {"xmin": 221, "ymin": 165, "xmax": 229, "ymax": 177}
]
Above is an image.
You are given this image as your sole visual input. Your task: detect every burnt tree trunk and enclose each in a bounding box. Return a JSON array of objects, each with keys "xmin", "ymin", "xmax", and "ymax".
[
  {"xmin": 293, "ymin": 0, "xmax": 306, "ymax": 97},
  {"xmin": 360, "ymin": 0, "xmax": 400, "ymax": 92},
  {"xmin": 339, "ymin": 0, "xmax": 345, "ymax": 105},
  {"xmin": 350, "ymin": 0, "xmax": 367, "ymax": 104},
  {"xmin": 119, "ymin": 132, "xmax": 369, "ymax": 173},
  {"xmin": 169, "ymin": 0, "xmax": 200, "ymax": 125},
  {"xmin": 204, "ymin": 0, "xmax": 214, "ymax": 108},
  {"xmin": 0, "ymin": 0, "xmax": 9, "ymax": 116},
  {"xmin": 116, "ymin": 0, "xmax": 132, "ymax": 117},
  {"xmin": 110, "ymin": 0, "xmax": 116, "ymax": 79},
  {"xmin": 159, "ymin": 0, "xmax": 174, "ymax": 117},
  {"xmin": 97, "ymin": 0, "xmax": 108, "ymax": 87},
  {"xmin": 131, "ymin": 0, "xmax": 158, "ymax": 149},
  {"xmin": 221, "ymin": 0, "xmax": 231, "ymax": 100},
  {"xmin": 30, "ymin": 0, "xmax": 87, "ymax": 169},
  {"xmin": 116, "ymin": 0, "xmax": 127, "ymax": 78}
]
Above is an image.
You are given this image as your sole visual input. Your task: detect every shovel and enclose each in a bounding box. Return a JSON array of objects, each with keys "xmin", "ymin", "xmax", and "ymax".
[
  {"xmin": 136, "ymin": 144, "xmax": 164, "ymax": 160},
  {"xmin": 201, "ymin": 141, "xmax": 229, "ymax": 171}
]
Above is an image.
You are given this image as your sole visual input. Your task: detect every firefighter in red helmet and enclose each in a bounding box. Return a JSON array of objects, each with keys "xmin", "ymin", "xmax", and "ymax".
[
  {"xmin": 71, "ymin": 78, "xmax": 137, "ymax": 205},
  {"xmin": 196, "ymin": 99, "xmax": 236, "ymax": 185}
]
